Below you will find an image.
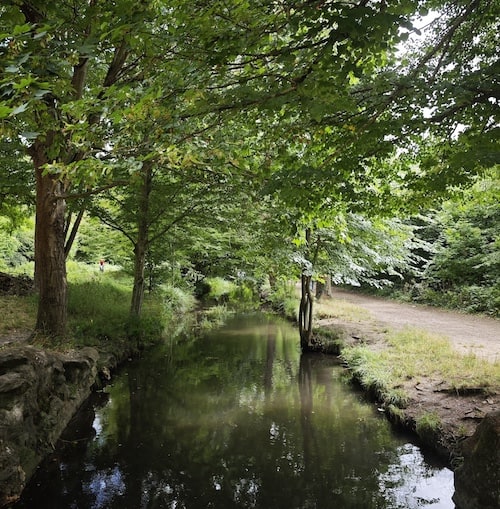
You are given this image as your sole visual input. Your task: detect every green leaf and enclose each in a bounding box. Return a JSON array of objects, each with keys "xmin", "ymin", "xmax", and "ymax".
[
  {"xmin": 12, "ymin": 24, "xmax": 31, "ymax": 36},
  {"xmin": 0, "ymin": 104, "xmax": 13, "ymax": 118},
  {"xmin": 20, "ymin": 131, "xmax": 39, "ymax": 140},
  {"xmin": 10, "ymin": 103, "xmax": 29, "ymax": 115},
  {"xmin": 33, "ymin": 89, "xmax": 50, "ymax": 99}
]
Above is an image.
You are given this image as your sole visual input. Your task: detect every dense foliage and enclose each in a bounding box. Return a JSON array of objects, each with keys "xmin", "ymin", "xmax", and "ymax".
[
  {"xmin": 0, "ymin": 0, "xmax": 498, "ymax": 341},
  {"xmin": 408, "ymin": 175, "xmax": 499, "ymax": 315}
]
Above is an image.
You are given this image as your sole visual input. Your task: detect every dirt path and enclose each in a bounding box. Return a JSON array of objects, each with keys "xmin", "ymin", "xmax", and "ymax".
[
  {"xmin": 316, "ymin": 289, "xmax": 499, "ymax": 457},
  {"xmin": 328, "ymin": 289, "xmax": 499, "ymax": 362}
]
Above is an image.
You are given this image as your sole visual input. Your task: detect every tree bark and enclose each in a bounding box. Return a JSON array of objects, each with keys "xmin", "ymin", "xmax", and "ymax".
[
  {"xmin": 315, "ymin": 279, "xmax": 325, "ymax": 299},
  {"xmin": 129, "ymin": 161, "xmax": 153, "ymax": 320},
  {"xmin": 30, "ymin": 140, "xmax": 68, "ymax": 337},
  {"xmin": 324, "ymin": 275, "xmax": 332, "ymax": 297},
  {"xmin": 299, "ymin": 273, "xmax": 314, "ymax": 350},
  {"xmin": 298, "ymin": 228, "xmax": 316, "ymax": 350}
]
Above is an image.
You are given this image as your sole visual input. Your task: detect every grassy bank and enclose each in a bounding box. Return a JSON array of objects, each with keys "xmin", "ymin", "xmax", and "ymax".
[
  {"xmin": 312, "ymin": 294, "xmax": 500, "ymax": 459},
  {"xmin": 312, "ymin": 294, "xmax": 499, "ymax": 399},
  {"xmin": 0, "ymin": 267, "xmax": 260, "ymax": 351},
  {"xmin": 342, "ymin": 328, "xmax": 499, "ymax": 399},
  {"xmin": 0, "ymin": 264, "xmax": 198, "ymax": 349}
]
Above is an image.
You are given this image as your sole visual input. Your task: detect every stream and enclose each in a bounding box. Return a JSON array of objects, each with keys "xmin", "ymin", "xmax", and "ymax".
[{"xmin": 15, "ymin": 313, "xmax": 454, "ymax": 508}]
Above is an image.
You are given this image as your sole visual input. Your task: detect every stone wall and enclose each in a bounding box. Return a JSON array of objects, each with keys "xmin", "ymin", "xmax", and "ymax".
[{"xmin": 0, "ymin": 345, "xmax": 99, "ymax": 507}]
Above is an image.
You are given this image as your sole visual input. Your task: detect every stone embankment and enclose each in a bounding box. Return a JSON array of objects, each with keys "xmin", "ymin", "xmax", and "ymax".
[{"xmin": 0, "ymin": 344, "xmax": 119, "ymax": 507}]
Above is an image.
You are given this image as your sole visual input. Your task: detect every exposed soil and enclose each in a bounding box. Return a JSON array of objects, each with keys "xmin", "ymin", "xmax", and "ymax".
[{"xmin": 317, "ymin": 289, "xmax": 500, "ymax": 460}]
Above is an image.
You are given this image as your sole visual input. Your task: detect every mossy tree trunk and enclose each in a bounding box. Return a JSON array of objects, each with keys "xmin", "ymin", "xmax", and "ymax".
[
  {"xmin": 299, "ymin": 273, "xmax": 314, "ymax": 350},
  {"xmin": 298, "ymin": 228, "xmax": 320, "ymax": 351}
]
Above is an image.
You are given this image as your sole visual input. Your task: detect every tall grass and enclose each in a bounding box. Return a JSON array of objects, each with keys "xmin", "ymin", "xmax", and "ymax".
[
  {"xmin": 266, "ymin": 280, "xmax": 299, "ymax": 321},
  {"xmin": 68, "ymin": 278, "xmax": 132, "ymax": 344},
  {"xmin": 1, "ymin": 263, "xmax": 199, "ymax": 348}
]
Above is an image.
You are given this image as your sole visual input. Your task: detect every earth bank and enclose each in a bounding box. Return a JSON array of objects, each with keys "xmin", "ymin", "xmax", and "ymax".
[{"xmin": 312, "ymin": 289, "xmax": 499, "ymax": 509}]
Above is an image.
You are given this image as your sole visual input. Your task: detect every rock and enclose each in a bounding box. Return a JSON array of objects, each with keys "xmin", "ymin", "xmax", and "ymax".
[
  {"xmin": 0, "ymin": 345, "xmax": 99, "ymax": 507},
  {"xmin": 453, "ymin": 410, "xmax": 500, "ymax": 509}
]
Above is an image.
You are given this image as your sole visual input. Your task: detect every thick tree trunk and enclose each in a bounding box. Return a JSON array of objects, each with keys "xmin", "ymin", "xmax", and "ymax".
[{"xmin": 31, "ymin": 141, "xmax": 68, "ymax": 337}]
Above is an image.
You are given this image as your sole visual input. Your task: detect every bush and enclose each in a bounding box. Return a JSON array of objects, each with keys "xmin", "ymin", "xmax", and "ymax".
[
  {"xmin": 160, "ymin": 284, "xmax": 196, "ymax": 315},
  {"xmin": 408, "ymin": 282, "xmax": 499, "ymax": 317},
  {"xmin": 266, "ymin": 280, "xmax": 299, "ymax": 321},
  {"xmin": 204, "ymin": 277, "xmax": 237, "ymax": 303}
]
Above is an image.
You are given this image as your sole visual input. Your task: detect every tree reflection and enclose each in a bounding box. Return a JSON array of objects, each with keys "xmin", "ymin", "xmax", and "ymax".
[{"xmin": 15, "ymin": 314, "xmax": 453, "ymax": 509}]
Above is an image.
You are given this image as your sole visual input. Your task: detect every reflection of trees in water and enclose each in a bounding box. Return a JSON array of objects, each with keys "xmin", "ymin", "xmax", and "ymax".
[
  {"xmin": 299, "ymin": 354, "xmax": 314, "ymax": 477},
  {"xmin": 17, "ymin": 315, "xmax": 453, "ymax": 509}
]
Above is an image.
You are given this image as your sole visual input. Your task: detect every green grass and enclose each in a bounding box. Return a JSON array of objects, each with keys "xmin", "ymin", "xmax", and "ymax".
[
  {"xmin": 314, "ymin": 297, "xmax": 372, "ymax": 322},
  {"xmin": 0, "ymin": 264, "xmax": 193, "ymax": 348},
  {"xmin": 68, "ymin": 278, "xmax": 132, "ymax": 345},
  {"xmin": 0, "ymin": 294, "xmax": 37, "ymax": 336},
  {"xmin": 342, "ymin": 327, "xmax": 500, "ymax": 408},
  {"xmin": 416, "ymin": 412, "xmax": 442, "ymax": 435},
  {"xmin": 384, "ymin": 328, "xmax": 500, "ymax": 391},
  {"xmin": 267, "ymin": 281, "xmax": 299, "ymax": 321}
]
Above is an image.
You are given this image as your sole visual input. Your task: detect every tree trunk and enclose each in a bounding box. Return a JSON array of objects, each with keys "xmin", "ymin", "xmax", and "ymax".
[
  {"xmin": 64, "ymin": 208, "xmax": 85, "ymax": 258},
  {"xmin": 129, "ymin": 161, "xmax": 153, "ymax": 320},
  {"xmin": 324, "ymin": 275, "xmax": 332, "ymax": 297},
  {"xmin": 130, "ymin": 240, "xmax": 147, "ymax": 319},
  {"xmin": 31, "ymin": 141, "xmax": 68, "ymax": 337},
  {"xmin": 298, "ymin": 228, "xmax": 317, "ymax": 351},
  {"xmin": 315, "ymin": 279, "xmax": 325, "ymax": 300},
  {"xmin": 299, "ymin": 273, "xmax": 314, "ymax": 350}
]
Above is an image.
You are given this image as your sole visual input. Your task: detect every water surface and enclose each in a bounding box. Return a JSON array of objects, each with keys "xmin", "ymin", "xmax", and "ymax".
[{"xmin": 16, "ymin": 313, "xmax": 454, "ymax": 508}]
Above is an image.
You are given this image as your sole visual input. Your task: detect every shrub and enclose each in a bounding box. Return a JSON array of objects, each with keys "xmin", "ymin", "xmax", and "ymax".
[{"xmin": 204, "ymin": 277, "xmax": 237, "ymax": 303}]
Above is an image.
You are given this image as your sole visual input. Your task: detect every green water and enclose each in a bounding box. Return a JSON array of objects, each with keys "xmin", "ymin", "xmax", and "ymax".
[{"xmin": 17, "ymin": 313, "xmax": 454, "ymax": 508}]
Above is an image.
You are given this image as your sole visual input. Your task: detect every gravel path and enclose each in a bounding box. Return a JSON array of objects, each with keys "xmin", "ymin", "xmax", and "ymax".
[{"xmin": 330, "ymin": 289, "xmax": 500, "ymax": 362}]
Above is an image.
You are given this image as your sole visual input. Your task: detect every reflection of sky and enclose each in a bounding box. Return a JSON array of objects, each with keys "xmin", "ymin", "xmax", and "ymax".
[
  {"xmin": 379, "ymin": 444, "xmax": 454, "ymax": 509},
  {"xmin": 92, "ymin": 414, "xmax": 103, "ymax": 436},
  {"xmin": 83, "ymin": 465, "xmax": 125, "ymax": 509}
]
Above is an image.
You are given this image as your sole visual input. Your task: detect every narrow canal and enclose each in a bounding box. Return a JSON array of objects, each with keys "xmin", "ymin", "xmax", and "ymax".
[{"xmin": 16, "ymin": 313, "xmax": 454, "ymax": 508}]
